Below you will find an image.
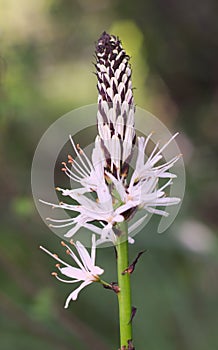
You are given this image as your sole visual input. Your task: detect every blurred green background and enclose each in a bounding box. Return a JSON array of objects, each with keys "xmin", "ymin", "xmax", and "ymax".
[{"xmin": 1, "ymin": 1, "xmax": 218, "ymax": 349}]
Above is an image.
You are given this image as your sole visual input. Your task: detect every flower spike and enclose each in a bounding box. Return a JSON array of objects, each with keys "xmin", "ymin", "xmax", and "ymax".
[{"xmin": 40, "ymin": 32, "xmax": 181, "ymax": 246}]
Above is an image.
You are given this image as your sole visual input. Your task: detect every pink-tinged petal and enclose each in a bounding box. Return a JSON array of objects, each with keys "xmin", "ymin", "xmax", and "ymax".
[
  {"xmin": 153, "ymin": 197, "xmax": 181, "ymax": 206},
  {"xmin": 61, "ymin": 243, "xmax": 85, "ymax": 271},
  {"xmin": 75, "ymin": 241, "xmax": 95, "ymax": 271},
  {"xmin": 113, "ymin": 214, "xmax": 124, "ymax": 223},
  {"xmin": 64, "ymin": 280, "xmax": 92, "ymax": 308},
  {"xmin": 140, "ymin": 192, "xmax": 165, "ymax": 204},
  {"xmin": 91, "ymin": 234, "xmax": 96, "ymax": 264},
  {"xmin": 128, "ymin": 237, "xmax": 135, "ymax": 244},
  {"xmin": 146, "ymin": 207, "xmax": 169, "ymax": 217},
  {"xmin": 129, "ymin": 216, "xmax": 147, "ymax": 234},
  {"xmin": 100, "ymin": 225, "xmax": 112, "ymax": 240},
  {"xmin": 92, "ymin": 266, "xmax": 104, "ymax": 275},
  {"xmin": 60, "ymin": 266, "xmax": 87, "ymax": 280},
  {"xmin": 64, "ymin": 223, "xmax": 83, "ymax": 238},
  {"xmin": 105, "ymin": 171, "xmax": 126, "ymax": 201},
  {"xmin": 61, "ymin": 188, "xmax": 90, "ymax": 196},
  {"xmin": 115, "ymin": 202, "xmax": 137, "ymax": 215},
  {"xmin": 83, "ymin": 223, "xmax": 104, "ymax": 236},
  {"xmin": 96, "ymin": 184, "xmax": 112, "ymax": 204},
  {"xmin": 158, "ymin": 172, "xmax": 177, "ymax": 178}
]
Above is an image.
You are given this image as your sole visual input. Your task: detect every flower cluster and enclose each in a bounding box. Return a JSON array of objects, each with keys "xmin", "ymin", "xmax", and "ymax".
[{"xmin": 40, "ymin": 32, "xmax": 180, "ymax": 246}]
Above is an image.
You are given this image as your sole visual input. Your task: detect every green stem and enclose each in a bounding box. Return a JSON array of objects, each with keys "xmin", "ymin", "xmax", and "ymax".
[{"xmin": 116, "ymin": 221, "xmax": 132, "ymax": 348}]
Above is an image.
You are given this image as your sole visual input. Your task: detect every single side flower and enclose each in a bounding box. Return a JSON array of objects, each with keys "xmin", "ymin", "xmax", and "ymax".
[
  {"xmin": 106, "ymin": 132, "xmax": 181, "ymax": 218},
  {"xmin": 40, "ymin": 235, "xmax": 104, "ymax": 308}
]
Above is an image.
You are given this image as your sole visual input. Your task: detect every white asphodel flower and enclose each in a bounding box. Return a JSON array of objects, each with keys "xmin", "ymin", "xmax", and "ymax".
[
  {"xmin": 105, "ymin": 133, "xmax": 181, "ymax": 217},
  {"xmin": 41, "ymin": 188, "xmax": 132, "ymax": 238},
  {"xmin": 40, "ymin": 235, "xmax": 104, "ymax": 308},
  {"xmin": 62, "ymin": 135, "xmax": 108, "ymax": 201}
]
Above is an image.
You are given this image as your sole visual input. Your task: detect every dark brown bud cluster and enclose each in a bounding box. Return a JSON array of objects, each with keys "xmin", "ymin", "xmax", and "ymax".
[
  {"xmin": 95, "ymin": 32, "xmax": 136, "ymax": 178},
  {"xmin": 95, "ymin": 31, "xmax": 133, "ymax": 105}
]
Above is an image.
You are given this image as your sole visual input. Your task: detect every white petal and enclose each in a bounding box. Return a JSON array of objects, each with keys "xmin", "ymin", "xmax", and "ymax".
[
  {"xmin": 75, "ymin": 241, "xmax": 95, "ymax": 271},
  {"xmin": 115, "ymin": 115, "xmax": 124, "ymax": 139},
  {"xmin": 64, "ymin": 222, "xmax": 83, "ymax": 238},
  {"xmin": 91, "ymin": 234, "xmax": 96, "ymax": 264},
  {"xmin": 105, "ymin": 171, "xmax": 126, "ymax": 201},
  {"xmin": 60, "ymin": 266, "xmax": 87, "ymax": 280},
  {"xmin": 145, "ymin": 207, "xmax": 169, "ymax": 217},
  {"xmin": 111, "ymin": 135, "xmax": 121, "ymax": 169},
  {"xmin": 115, "ymin": 202, "xmax": 137, "ymax": 215},
  {"xmin": 92, "ymin": 265, "xmax": 104, "ymax": 275},
  {"xmin": 64, "ymin": 281, "xmax": 92, "ymax": 307},
  {"xmin": 83, "ymin": 223, "xmax": 104, "ymax": 236},
  {"xmin": 128, "ymin": 237, "xmax": 135, "ymax": 244},
  {"xmin": 129, "ymin": 216, "xmax": 147, "ymax": 234},
  {"xmin": 107, "ymin": 87, "xmax": 114, "ymax": 100},
  {"xmin": 153, "ymin": 197, "xmax": 181, "ymax": 206},
  {"xmin": 113, "ymin": 214, "xmax": 124, "ymax": 223}
]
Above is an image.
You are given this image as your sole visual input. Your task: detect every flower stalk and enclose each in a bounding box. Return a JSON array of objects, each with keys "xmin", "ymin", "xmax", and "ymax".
[{"xmin": 116, "ymin": 221, "xmax": 133, "ymax": 348}]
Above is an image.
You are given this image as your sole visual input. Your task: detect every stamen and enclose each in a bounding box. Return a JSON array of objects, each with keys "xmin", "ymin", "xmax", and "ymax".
[
  {"xmin": 148, "ymin": 141, "xmax": 160, "ymax": 161},
  {"xmin": 55, "ymin": 275, "xmax": 81, "ymax": 284},
  {"xmin": 66, "ymin": 157, "xmax": 89, "ymax": 179},
  {"xmin": 69, "ymin": 135, "xmax": 93, "ymax": 172},
  {"xmin": 64, "ymin": 167, "xmax": 83, "ymax": 182},
  {"xmin": 155, "ymin": 133, "xmax": 179, "ymax": 158},
  {"xmin": 48, "ymin": 221, "xmax": 75, "ymax": 228},
  {"xmin": 76, "ymin": 143, "xmax": 83, "ymax": 155},
  {"xmin": 68, "ymin": 154, "xmax": 74, "ymax": 164},
  {"xmin": 46, "ymin": 217, "xmax": 75, "ymax": 223},
  {"xmin": 39, "ymin": 246, "xmax": 71, "ymax": 267}
]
